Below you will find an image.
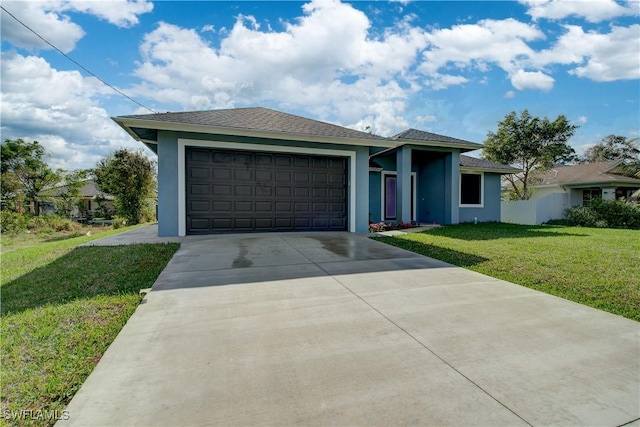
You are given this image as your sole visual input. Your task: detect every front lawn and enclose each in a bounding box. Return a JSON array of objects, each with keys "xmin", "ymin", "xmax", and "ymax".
[
  {"xmin": 375, "ymin": 223, "xmax": 639, "ymax": 321},
  {"xmin": 1, "ymin": 229, "xmax": 179, "ymax": 426}
]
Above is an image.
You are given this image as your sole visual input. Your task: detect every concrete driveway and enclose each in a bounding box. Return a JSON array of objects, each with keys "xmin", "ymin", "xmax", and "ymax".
[{"xmin": 62, "ymin": 230, "xmax": 639, "ymax": 426}]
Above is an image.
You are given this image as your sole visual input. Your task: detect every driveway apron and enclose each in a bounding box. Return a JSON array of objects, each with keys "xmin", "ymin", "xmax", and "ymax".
[{"xmin": 60, "ymin": 232, "xmax": 639, "ymax": 426}]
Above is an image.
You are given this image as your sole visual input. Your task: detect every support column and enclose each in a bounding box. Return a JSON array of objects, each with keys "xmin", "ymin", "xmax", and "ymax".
[
  {"xmin": 443, "ymin": 151, "xmax": 460, "ymax": 224},
  {"xmin": 397, "ymin": 145, "xmax": 412, "ymax": 223}
]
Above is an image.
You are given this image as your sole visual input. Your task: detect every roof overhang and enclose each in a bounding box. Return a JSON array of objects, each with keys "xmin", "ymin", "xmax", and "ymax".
[
  {"xmin": 394, "ymin": 139, "xmax": 482, "ymax": 152},
  {"xmin": 460, "ymin": 166, "xmax": 519, "ymax": 174},
  {"xmin": 112, "ymin": 116, "xmax": 396, "ymax": 149},
  {"xmin": 537, "ymin": 179, "xmax": 640, "ymax": 188}
]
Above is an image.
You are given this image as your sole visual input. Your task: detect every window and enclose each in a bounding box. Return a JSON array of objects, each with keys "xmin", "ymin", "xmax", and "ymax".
[
  {"xmin": 582, "ymin": 189, "xmax": 601, "ymax": 205},
  {"xmin": 460, "ymin": 172, "xmax": 483, "ymax": 206}
]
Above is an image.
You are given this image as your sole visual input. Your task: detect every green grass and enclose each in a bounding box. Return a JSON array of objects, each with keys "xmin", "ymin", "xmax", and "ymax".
[
  {"xmin": 1, "ymin": 229, "xmax": 179, "ymax": 426},
  {"xmin": 375, "ymin": 223, "xmax": 640, "ymax": 321}
]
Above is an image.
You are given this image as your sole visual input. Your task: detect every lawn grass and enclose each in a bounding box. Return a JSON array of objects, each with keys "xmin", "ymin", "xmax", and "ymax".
[
  {"xmin": 1, "ymin": 229, "xmax": 179, "ymax": 426},
  {"xmin": 375, "ymin": 223, "xmax": 640, "ymax": 321}
]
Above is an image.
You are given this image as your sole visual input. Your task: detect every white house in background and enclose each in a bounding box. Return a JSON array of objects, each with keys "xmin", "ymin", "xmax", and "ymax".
[{"xmin": 502, "ymin": 159, "xmax": 640, "ymax": 225}]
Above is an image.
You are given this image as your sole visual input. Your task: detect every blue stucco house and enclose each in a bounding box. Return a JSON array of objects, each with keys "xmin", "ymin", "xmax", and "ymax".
[{"xmin": 113, "ymin": 107, "xmax": 516, "ymax": 236}]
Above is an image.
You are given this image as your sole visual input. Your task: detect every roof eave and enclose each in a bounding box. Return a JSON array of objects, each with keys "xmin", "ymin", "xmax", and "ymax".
[
  {"xmin": 112, "ymin": 116, "xmax": 395, "ymax": 148},
  {"xmin": 460, "ymin": 166, "xmax": 519, "ymax": 174},
  {"xmin": 537, "ymin": 179, "xmax": 640, "ymax": 188},
  {"xmin": 395, "ymin": 139, "xmax": 482, "ymax": 151}
]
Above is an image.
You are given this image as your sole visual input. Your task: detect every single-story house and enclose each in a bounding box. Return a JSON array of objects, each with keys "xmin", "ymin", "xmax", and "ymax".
[
  {"xmin": 40, "ymin": 180, "xmax": 115, "ymax": 218},
  {"xmin": 501, "ymin": 159, "xmax": 640, "ymax": 225},
  {"xmin": 112, "ymin": 107, "xmax": 516, "ymax": 236},
  {"xmin": 532, "ymin": 159, "xmax": 640, "ymax": 205}
]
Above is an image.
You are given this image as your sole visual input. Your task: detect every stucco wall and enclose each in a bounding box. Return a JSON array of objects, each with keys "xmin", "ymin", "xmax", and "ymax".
[
  {"xmin": 459, "ymin": 173, "xmax": 502, "ymax": 223},
  {"xmin": 369, "ymin": 171, "xmax": 382, "ymax": 223},
  {"xmin": 155, "ymin": 130, "xmax": 370, "ymax": 236}
]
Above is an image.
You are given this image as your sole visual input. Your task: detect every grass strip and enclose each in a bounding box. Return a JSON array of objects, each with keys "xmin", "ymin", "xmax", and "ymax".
[
  {"xmin": 1, "ymin": 241, "xmax": 179, "ymax": 427},
  {"xmin": 375, "ymin": 223, "xmax": 639, "ymax": 321}
]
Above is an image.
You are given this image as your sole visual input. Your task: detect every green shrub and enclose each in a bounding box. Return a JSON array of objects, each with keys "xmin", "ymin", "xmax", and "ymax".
[
  {"xmin": 112, "ymin": 216, "xmax": 127, "ymax": 229},
  {"xmin": 0, "ymin": 210, "xmax": 28, "ymax": 234},
  {"xmin": 565, "ymin": 206, "xmax": 599, "ymax": 227},
  {"xmin": 565, "ymin": 199, "xmax": 640, "ymax": 229}
]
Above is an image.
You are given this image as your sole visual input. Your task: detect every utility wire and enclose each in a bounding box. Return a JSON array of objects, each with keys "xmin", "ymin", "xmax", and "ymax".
[{"xmin": 1, "ymin": 5, "xmax": 157, "ymax": 114}]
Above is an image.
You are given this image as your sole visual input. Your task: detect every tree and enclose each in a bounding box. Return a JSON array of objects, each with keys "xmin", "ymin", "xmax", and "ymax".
[
  {"xmin": 53, "ymin": 169, "xmax": 91, "ymax": 218},
  {"xmin": 1, "ymin": 139, "xmax": 61, "ymax": 214},
  {"xmin": 579, "ymin": 135, "xmax": 640, "ymax": 163},
  {"xmin": 94, "ymin": 149, "xmax": 156, "ymax": 224},
  {"xmin": 483, "ymin": 110, "xmax": 578, "ymax": 200}
]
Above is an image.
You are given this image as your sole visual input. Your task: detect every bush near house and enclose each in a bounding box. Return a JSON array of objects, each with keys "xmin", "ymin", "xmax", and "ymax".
[
  {"xmin": 565, "ymin": 199, "xmax": 640, "ymax": 229},
  {"xmin": 0, "ymin": 211, "xmax": 78, "ymax": 235}
]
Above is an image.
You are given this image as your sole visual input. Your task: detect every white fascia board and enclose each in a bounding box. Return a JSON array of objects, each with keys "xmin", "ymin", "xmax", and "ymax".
[
  {"xmin": 114, "ymin": 117, "xmax": 394, "ymax": 148},
  {"xmin": 460, "ymin": 166, "xmax": 518, "ymax": 174},
  {"xmin": 395, "ymin": 140, "xmax": 482, "ymax": 151}
]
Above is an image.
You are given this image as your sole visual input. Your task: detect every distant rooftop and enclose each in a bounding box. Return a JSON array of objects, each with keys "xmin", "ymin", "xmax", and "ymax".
[{"xmin": 536, "ymin": 160, "xmax": 640, "ymax": 186}]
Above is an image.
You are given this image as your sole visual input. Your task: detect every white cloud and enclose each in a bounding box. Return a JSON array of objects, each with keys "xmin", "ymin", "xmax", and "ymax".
[
  {"xmin": 520, "ymin": 0, "xmax": 637, "ymax": 23},
  {"xmin": 426, "ymin": 73, "xmax": 469, "ymax": 90},
  {"xmin": 416, "ymin": 114, "xmax": 436, "ymax": 123},
  {"xmin": 504, "ymin": 90, "xmax": 516, "ymax": 99},
  {"xmin": 420, "ymin": 18, "xmax": 544, "ymax": 76},
  {"xmin": 510, "ymin": 69, "xmax": 555, "ymax": 91},
  {"xmin": 131, "ymin": 0, "xmax": 429, "ymax": 136},
  {"xmin": 0, "ymin": 1, "xmax": 85, "ymax": 53},
  {"xmin": 0, "ymin": 53, "xmax": 146, "ymax": 170},
  {"xmin": 577, "ymin": 116, "xmax": 588, "ymax": 124},
  {"xmin": 0, "ymin": 0, "xmax": 153, "ymax": 53},
  {"xmin": 61, "ymin": 0, "xmax": 153, "ymax": 27},
  {"xmin": 533, "ymin": 24, "xmax": 640, "ymax": 81}
]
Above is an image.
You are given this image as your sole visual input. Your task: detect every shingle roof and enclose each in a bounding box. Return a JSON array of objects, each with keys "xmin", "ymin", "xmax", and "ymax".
[
  {"xmin": 460, "ymin": 155, "xmax": 520, "ymax": 173},
  {"xmin": 118, "ymin": 107, "xmax": 388, "ymax": 141},
  {"xmin": 536, "ymin": 160, "xmax": 640, "ymax": 186},
  {"xmin": 392, "ymin": 128, "xmax": 482, "ymax": 149},
  {"xmin": 40, "ymin": 180, "xmax": 112, "ymax": 199}
]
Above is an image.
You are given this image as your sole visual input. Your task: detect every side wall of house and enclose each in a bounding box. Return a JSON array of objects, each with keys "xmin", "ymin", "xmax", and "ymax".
[
  {"xmin": 156, "ymin": 130, "xmax": 370, "ymax": 236},
  {"xmin": 459, "ymin": 173, "xmax": 502, "ymax": 223}
]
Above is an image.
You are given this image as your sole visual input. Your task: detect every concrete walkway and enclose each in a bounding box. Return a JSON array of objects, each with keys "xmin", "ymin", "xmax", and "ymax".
[{"xmin": 62, "ymin": 230, "xmax": 639, "ymax": 426}]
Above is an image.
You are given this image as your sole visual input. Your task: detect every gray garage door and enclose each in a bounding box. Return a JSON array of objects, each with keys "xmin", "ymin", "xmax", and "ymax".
[{"xmin": 186, "ymin": 148, "xmax": 347, "ymax": 234}]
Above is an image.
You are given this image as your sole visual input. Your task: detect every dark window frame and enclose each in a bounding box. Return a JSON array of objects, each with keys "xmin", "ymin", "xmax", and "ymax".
[{"xmin": 460, "ymin": 172, "xmax": 483, "ymax": 207}]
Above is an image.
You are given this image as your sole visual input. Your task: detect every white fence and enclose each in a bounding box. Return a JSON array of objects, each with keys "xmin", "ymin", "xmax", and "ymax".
[{"xmin": 501, "ymin": 193, "xmax": 569, "ymax": 225}]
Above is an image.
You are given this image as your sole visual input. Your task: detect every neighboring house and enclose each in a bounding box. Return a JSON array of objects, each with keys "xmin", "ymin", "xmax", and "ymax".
[
  {"xmin": 501, "ymin": 159, "xmax": 640, "ymax": 225},
  {"xmin": 40, "ymin": 180, "xmax": 114, "ymax": 218},
  {"xmin": 532, "ymin": 159, "xmax": 640, "ymax": 205},
  {"xmin": 112, "ymin": 107, "xmax": 517, "ymax": 236}
]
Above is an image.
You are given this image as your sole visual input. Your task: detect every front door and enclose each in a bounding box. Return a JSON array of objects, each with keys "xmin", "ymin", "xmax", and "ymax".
[{"xmin": 382, "ymin": 172, "xmax": 415, "ymax": 221}]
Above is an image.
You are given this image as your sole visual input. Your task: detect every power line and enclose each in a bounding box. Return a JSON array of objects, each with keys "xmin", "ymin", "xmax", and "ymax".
[{"xmin": 0, "ymin": 5, "xmax": 157, "ymax": 114}]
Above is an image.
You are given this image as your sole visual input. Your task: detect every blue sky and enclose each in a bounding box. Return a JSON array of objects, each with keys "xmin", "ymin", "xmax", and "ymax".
[{"xmin": 1, "ymin": 0, "xmax": 639, "ymax": 170}]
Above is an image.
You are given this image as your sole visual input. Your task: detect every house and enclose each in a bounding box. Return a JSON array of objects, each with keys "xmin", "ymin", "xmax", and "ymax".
[
  {"xmin": 533, "ymin": 159, "xmax": 640, "ymax": 205},
  {"xmin": 40, "ymin": 180, "xmax": 115, "ymax": 219},
  {"xmin": 501, "ymin": 159, "xmax": 640, "ymax": 225},
  {"xmin": 112, "ymin": 107, "xmax": 516, "ymax": 236}
]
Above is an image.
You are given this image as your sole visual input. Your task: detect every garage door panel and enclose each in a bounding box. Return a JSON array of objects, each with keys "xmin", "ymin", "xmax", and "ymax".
[
  {"xmin": 275, "ymin": 218, "xmax": 292, "ymax": 228},
  {"xmin": 256, "ymin": 201, "xmax": 273, "ymax": 213},
  {"xmin": 190, "ymin": 201, "xmax": 210, "ymax": 212},
  {"xmin": 190, "ymin": 184, "xmax": 210, "ymax": 195},
  {"xmin": 275, "ymin": 186, "xmax": 291, "ymax": 197},
  {"xmin": 186, "ymin": 148, "xmax": 347, "ymax": 234},
  {"xmin": 189, "ymin": 167, "xmax": 210, "ymax": 180},
  {"xmin": 234, "ymin": 169, "xmax": 252, "ymax": 181},
  {"xmin": 213, "ymin": 168, "xmax": 232, "ymax": 179}
]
